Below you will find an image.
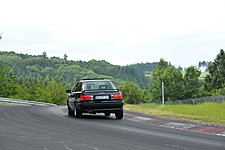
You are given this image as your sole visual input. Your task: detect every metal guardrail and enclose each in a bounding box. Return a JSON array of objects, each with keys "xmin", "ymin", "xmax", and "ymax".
[
  {"xmin": 0, "ymin": 97, "xmax": 57, "ymax": 106},
  {"xmin": 150, "ymin": 95, "xmax": 225, "ymax": 105}
]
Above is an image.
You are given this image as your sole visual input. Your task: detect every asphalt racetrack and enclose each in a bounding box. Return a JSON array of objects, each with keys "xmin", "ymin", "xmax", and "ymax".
[{"xmin": 0, "ymin": 105, "xmax": 225, "ymax": 150}]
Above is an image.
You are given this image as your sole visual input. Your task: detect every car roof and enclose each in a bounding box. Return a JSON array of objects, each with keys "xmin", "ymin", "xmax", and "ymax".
[{"xmin": 80, "ymin": 78, "xmax": 110, "ymax": 82}]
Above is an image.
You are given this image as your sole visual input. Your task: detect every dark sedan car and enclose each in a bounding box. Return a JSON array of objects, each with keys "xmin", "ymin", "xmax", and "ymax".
[{"xmin": 66, "ymin": 79, "xmax": 124, "ymax": 119}]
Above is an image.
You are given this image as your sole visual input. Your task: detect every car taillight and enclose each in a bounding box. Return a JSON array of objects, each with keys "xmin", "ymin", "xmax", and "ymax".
[
  {"xmin": 80, "ymin": 95, "xmax": 92, "ymax": 101},
  {"xmin": 112, "ymin": 94, "xmax": 123, "ymax": 100}
]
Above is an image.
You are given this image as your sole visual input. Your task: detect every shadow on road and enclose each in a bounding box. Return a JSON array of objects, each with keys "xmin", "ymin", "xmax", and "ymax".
[{"xmin": 66, "ymin": 114, "xmax": 117, "ymax": 120}]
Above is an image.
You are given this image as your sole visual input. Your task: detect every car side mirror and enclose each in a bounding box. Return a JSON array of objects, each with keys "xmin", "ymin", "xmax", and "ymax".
[{"xmin": 66, "ymin": 90, "xmax": 71, "ymax": 94}]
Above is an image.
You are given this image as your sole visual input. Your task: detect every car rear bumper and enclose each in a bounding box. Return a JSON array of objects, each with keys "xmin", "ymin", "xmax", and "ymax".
[{"xmin": 77, "ymin": 101, "xmax": 123, "ymax": 113}]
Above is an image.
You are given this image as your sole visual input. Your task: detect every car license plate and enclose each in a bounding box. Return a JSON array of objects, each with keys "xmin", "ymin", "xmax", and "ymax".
[{"xmin": 95, "ymin": 95, "xmax": 109, "ymax": 100}]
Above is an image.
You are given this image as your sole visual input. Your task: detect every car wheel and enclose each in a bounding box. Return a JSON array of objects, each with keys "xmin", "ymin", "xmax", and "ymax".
[
  {"xmin": 115, "ymin": 109, "xmax": 123, "ymax": 119},
  {"xmin": 105, "ymin": 112, "xmax": 110, "ymax": 117},
  {"xmin": 68, "ymin": 105, "xmax": 74, "ymax": 116},
  {"xmin": 75, "ymin": 104, "xmax": 82, "ymax": 118}
]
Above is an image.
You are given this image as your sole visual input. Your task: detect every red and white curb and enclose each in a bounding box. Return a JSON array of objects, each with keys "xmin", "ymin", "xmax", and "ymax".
[{"xmin": 124, "ymin": 113, "xmax": 225, "ymax": 137}]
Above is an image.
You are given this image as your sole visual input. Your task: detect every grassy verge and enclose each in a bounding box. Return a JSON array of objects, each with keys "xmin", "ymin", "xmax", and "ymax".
[
  {"xmin": 0, "ymin": 103, "xmax": 14, "ymax": 105},
  {"xmin": 124, "ymin": 103, "xmax": 225, "ymax": 125}
]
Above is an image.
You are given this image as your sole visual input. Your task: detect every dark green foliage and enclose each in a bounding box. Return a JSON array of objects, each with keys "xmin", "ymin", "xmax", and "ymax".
[
  {"xmin": 0, "ymin": 62, "xmax": 67, "ymax": 105},
  {"xmin": 0, "ymin": 61, "xmax": 17, "ymax": 97},
  {"xmin": 155, "ymin": 58, "xmax": 169, "ymax": 70},
  {"xmin": 204, "ymin": 49, "xmax": 225, "ymax": 92},
  {"xmin": 128, "ymin": 62, "xmax": 157, "ymax": 74},
  {"xmin": 149, "ymin": 61, "xmax": 211, "ymax": 102},
  {"xmin": 177, "ymin": 66, "xmax": 183, "ymax": 71},
  {"xmin": 75, "ymin": 59, "xmax": 149, "ymax": 89},
  {"xmin": 0, "ymin": 61, "xmax": 10, "ymax": 97},
  {"xmin": 117, "ymin": 81, "xmax": 147, "ymax": 104},
  {"xmin": 183, "ymin": 66, "xmax": 205, "ymax": 99},
  {"xmin": 0, "ymin": 51, "xmax": 149, "ymax": 89},
  {"xmin": 214, "ymin": 87, "xmax": 225, "ymax": 96},
  {"xmin": 0, "ymin": 51, "xmax": 150, "ymax": 104},
  {"xmin": 42, "ymin": 52, "xmax": 47, "ymax": 58},
  {"xmin": 149, "ymin": 65, "xmax": 184, "ymax": 102},
  {"xmin": 64, "ymin": 54, "xmax": 68, "ymax": 60},
  {"xmin": 149, "ymin": 59, "xmax": 182, "ymax": 101},
  {"xmin": 2, "ymin": 50, "xmax": 222, "ymax": 105}
]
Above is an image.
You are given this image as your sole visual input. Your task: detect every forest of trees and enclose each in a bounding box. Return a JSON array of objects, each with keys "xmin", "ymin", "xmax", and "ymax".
[
  {"xmin": 0, "ymin": 49, "xmax": 225, "ymax": 105},
  {"xmin": 0, "ymin": 60, "xmax": 67, "ymax": 105},
  {"xmin": 0, "ymin": 51, "xmax": 152, "ymax": 89},
  {"xmin": 128, "ymin": 62, "xmax": 157, "ymax": 74},
  {"xmin": 114, "ymin": 49, "xmax": 225, "ymax": 104}
]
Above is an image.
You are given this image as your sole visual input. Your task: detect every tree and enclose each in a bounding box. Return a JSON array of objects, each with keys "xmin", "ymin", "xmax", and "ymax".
[
  {"xmin": 155, "ymin": 58, "xmax": 168, "ymax": 71},
  {"xmin": 18, "ymin": 73, "xmax": 36, "ymax": 100},
  {"xmin": 47, "ymin": 78, "xmax": 67, "ymax": 105},
  {"xmin": 0, "ymin": 51, "xmax": 150, "ymax": 89},
  {"xmin": 204, "ymin": 49, "xmax": 225, "ymax": 92},
  {"xmin": 42, "ymin": 52, "xmax": 47, "ymax": 59},
  {"xmin": 117, "ymin": 81, "xmax": 145, "ymax": 104},
  {"xmin": 0, "ymin": 61, "xmax": 20, "ymax": 98},
  {"xmin": 33, "ymin": 75, "xmax": 51, "ymax": 103},
  {"xmin": 149, "ymin": 66, "xmax": 184, "ymax": 102},
  {"xmin": 213, "ymin": 87, "xmax": 225, "ymax": 96},
  {"xmin": 183, "ymin": 66, "xmax": 202, "ymax": 99},
  {"xmin": 177, "ymin": 66, "xmax": 183, "ymax": 71},
  {"xmin": 64, "ymin": 54, "xmax": 68, "ymax": 60},
  {"xmin": 0, "ymin": 61, "xmax": 11, "ymax": 97}
]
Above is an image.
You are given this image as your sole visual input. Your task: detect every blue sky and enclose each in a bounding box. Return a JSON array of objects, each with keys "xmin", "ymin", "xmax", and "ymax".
[{"xmin": 1, "ymin": 0, "xmax": 225, "ymax": 68}]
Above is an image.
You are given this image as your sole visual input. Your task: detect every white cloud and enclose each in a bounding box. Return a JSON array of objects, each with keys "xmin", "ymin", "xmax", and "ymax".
[{"xmin": 1, "ymin": 0, "xmax": 225, "ymax": 67}]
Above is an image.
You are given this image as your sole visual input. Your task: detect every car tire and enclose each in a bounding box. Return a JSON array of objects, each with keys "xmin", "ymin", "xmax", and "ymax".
[
  {"xmin": 68, "ymin": 105, "xmax": 74, "ymax": 116},
  {"xmin": 115, "ymin": 109, "xmax": 123, "ymax": 119},
  {"xmin": 105, "ymin": 112, "xmax": 110, "ymax": 117},
  {"xmin": 75, "ymin": 104, "xmax": 82, "ymax": 118}
]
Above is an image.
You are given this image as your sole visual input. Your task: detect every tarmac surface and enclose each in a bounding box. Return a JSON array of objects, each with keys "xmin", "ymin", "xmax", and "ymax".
[{"xmin": 0, "ymin": 105, "xmax": 225, "ymax": 150}]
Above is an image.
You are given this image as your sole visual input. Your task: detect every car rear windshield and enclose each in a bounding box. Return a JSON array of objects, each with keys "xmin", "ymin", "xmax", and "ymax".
[{"xmin": 83, "ymin": 81, "xmax": 116, "ymax": 91}]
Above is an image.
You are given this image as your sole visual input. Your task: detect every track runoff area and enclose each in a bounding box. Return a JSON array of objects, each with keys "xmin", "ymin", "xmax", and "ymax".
[{"xmin": 124, "ymin": 113, "xmax": 225, "ymax": 137}]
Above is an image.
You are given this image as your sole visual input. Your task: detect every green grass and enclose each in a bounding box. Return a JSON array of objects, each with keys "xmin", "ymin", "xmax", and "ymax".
[
  {"xmin": 124, "ymin": 103, "xmax": 225, "ymax": 125},
  {"xmin": 0, "ymin": 103, "xmax": 15, "ymax": 105}
]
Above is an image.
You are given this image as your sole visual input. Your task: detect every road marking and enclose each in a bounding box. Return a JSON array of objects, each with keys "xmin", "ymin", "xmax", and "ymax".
[
  {"xmin": 218, "ymin": 131, "xmax": 225, "ymax": 136},
  {"xmin": 162, "ymin": 122, "xmax": 197, "ymax": 129},
  {"xmin": 145, "ymin": 119, "xmax": 169, "ymax": 125},
  {"xmin": 88, "ymin": 147, "xmax": 99, "ymax": 150},
  {"xmin": 124, "ymin": 113, "xmax": 225, "ymax": 136},
  {"xmin": 185, "ymin": 126, "xmax": 225, "ymax": 135},
  {"xmin": 64, "ymin": 145, "xmax": 73, "ymax": 150}
]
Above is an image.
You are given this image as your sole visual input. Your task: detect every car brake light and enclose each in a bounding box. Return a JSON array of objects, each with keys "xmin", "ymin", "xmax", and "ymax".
[
  {"xmin": 113, "ymin": 94, "xmax": 123, "ymax": 100},
  {"xmin": 80, "ymin": 95, "xmax": 92, "ymax": 101}
]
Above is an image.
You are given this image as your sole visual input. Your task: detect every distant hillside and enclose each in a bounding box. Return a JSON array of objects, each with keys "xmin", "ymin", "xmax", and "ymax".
[
  {"xmin": 0, "ymin": 51, "xmax": 150, "ymax": 89},
  {"xmin": 129, "ymin": 62, "xmax": 157, "ymax": 76},
  {"xmin": 129, "ymin": 62, "xmax": 183, "ymax": 77}
]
